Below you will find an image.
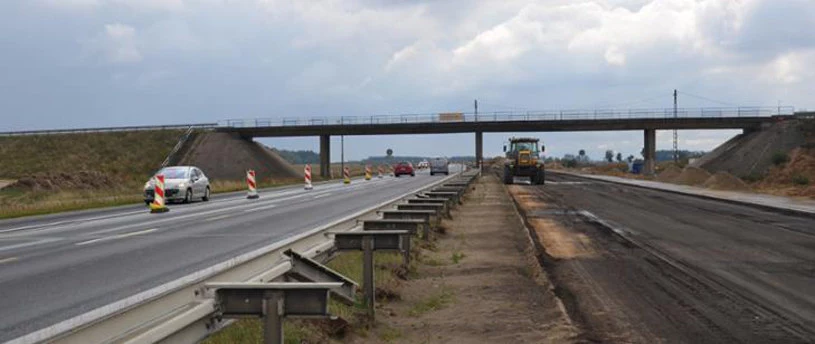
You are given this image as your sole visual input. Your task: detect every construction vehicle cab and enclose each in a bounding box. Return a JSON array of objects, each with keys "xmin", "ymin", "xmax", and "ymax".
[{"xmin": 503, "ymin": 137, "xmax": 545, "ymax": 185}]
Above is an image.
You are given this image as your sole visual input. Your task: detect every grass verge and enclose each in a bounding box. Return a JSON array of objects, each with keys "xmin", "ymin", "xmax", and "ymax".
[{"xmin": 204, "ymin": 251, "xmax": 409, "ymax": 344}]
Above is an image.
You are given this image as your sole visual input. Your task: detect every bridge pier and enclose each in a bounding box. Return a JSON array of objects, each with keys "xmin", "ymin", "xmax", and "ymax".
[
  {"xmin": 320, "ymin": 134, "xmax": 331, "ymax": 178},
  {"xmin": 475, "ymin": 131, "xmax": 483, "ymax": 169},
  {"xmin": 643, "ymin": 129, "xmax": 656, "ymax": 175}
]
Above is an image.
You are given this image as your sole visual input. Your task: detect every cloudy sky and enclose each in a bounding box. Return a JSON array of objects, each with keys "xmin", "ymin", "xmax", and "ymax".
[{"xmin": 1, "ymin": 0, "xmax": 812, "ymax": 160}]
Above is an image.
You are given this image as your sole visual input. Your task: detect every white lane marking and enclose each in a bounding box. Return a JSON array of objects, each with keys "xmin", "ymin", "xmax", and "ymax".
[
  {"xmin": 74, "ymin": 181, "xmax": 383, "ymax": 236},
  {"xmin": 3, "ymin": 174, "xmax": 407, "ymax": 239},
  {"xmin": 0, "ymin": 210, "xmax": 146, "ymax": 234},
  {"xmin": 0, "ymin": 238, "xmax": 62, "ymax": 253},
  {"xmin": 0, "ymin": 257, "xmax": 19, "ymax": 264},
  {"xmin": 243, "ymin": 204, "xmax": 277, "ymax": 213},
  {"xmin": 75, "ymin": 228, "xmax": 159, "ymax": 246},
  {"xmin": 0, "ymin": 181, "xmax": 350, "ymax": 235},
  {"xmin": 206, "ymin": 214, "xmax": 231, "ymax": 221},
  {"xmin": 313, "ymin": 193, "xmax": 331, "ymax": 199}
]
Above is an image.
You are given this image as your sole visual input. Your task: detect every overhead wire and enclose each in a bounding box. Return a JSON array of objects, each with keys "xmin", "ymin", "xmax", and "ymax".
[{"xmin": 676, "ymin": 91, "xmax": 739, "ymax": 107}]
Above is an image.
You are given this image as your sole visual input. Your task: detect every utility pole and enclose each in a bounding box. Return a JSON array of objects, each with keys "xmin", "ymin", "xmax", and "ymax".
[
  {"xmin": 474, "ymin": 99, "xmax": 478, "ymax": 121},
  {"xmin": 673, "ymin": 89, "xmax": 679, "ymax": 164}
]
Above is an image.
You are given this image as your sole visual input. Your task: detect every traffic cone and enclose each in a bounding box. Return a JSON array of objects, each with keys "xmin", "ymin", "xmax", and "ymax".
[
  {"xmin": 150, "ymin": 175, "xmax": 169, "ymax": 213},
  {"xmin": 365, "ymin": 165, "xmax": 372, "ymax": 180},
  {"xmin": 343, "ymin": 166, "xmax": 351, "ymax": 184},
  {"xmin": 378, "ymin": 165, "xmax": 384, "ymax": 178},
  {"xmin": 247, "ymin": 170, "xmax": 259, "ymax": 199}
]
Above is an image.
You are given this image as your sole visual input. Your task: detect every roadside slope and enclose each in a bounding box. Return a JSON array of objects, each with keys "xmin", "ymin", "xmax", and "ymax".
[
  {"xmin": 0, "ymin": 130, "xmax": 186, "ymax": 188},
  {"xmin": 178, "ymin": 132, "xmax": 299, "ymax": 181},
  {"xmin": 691, "ymin": 119, "xmax": 806, "ymax": 178}
]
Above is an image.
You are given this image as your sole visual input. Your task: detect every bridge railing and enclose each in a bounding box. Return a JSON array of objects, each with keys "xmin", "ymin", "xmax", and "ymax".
[
  {"xmin": 218, "ymin": 106, "xmax": 793, "ymax": 128},
  {"xmin": 0, "ymin": 123, "xmax": 217, "ymax": 137}
]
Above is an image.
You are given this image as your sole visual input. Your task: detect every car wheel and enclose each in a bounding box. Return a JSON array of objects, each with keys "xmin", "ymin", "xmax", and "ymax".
[
  {"xmin": 145, "ymin": 200, "xmax": 151, "ymax": 206},
  {"xmin": 184, "ymin": 189, "xmax": 192, "ymax": 203},
  {"xmin": 202, "ymin": 187, "xmax": 210, "ymax": 201},
  {"xmin": 411, "ymin": 173, "xmax": 415, "ymax": 177}
]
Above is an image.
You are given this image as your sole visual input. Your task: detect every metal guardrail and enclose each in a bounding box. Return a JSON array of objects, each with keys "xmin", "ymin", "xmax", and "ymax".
[
  {"xmin": 8, "ymin": 169, "xmax": 478, "ymax": 344},
  {"xmin": 0, "ymin": 124, "xmax": 217, "ymax": 137},
  {"xmin": 218, "ymin": 107, "xmax": 795, "ymax": 128}
]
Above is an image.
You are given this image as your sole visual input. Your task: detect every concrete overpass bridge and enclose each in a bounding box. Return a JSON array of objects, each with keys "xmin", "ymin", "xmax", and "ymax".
[{"xmin": 217, "ymin": 106, "xmax": 797, "ymax": 176}]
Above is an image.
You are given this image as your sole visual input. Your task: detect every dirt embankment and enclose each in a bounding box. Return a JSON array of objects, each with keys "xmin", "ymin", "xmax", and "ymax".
[
  {"xmin": 3, "ymin": 171, "xmax": 115, "ymax": 191},
  {"xmin": 704, "ymin": 171, "xmax": 751, "ymax": 191},
  {"xmin": 178, "ymin": 132, "xmax": 299, "ymax": 181},
  {"xmin": 691, "ymin": 118, "xmax": 815, "ymax": 198},
  {"xmin": 692, "ymin": 119, "xmax": 806, "ymax": 178}
]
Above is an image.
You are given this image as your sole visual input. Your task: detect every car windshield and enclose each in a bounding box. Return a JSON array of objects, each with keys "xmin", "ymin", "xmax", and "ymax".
[
  {"xmin": 398, "ymin": 162, "xmax": 409, "ymax": 166},
  {"xmin": 512, "ymin": 142, "xmax": 538, "ymax": 153},
  {"xmin": 156, "ymin": 167, "xmax": 189, "ymax": 179}
]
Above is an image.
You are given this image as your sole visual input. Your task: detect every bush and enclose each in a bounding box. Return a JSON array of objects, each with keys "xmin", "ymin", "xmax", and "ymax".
[
  {"xmin": 562, "ymin": 159, "xmax": 578, "ymax": 168},
  {"xmin": 792, "ymin": 175, "xmax": 810, "ymax": 186},
  {"xmin": 772, "ymin": 152, "xmax": 790, "ymax": 166},
  {"xmin": 741, "ymin": 172, "xmax": 765, "ymax": 183}
]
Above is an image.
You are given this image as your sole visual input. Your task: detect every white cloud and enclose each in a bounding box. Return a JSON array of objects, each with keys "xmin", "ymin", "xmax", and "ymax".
[
  {"xmin": 112, "ymin": 0, "xmax": 184, "ymax": 12},
  {"xmin": 40, "ymin": 0, "xmax": 101, "ymax": 10},
  {"xmin": 761, "ymin": 51, "xmax": 814, "ymax": 85},
  {"xmin": 42, "ymin": 0, "xmax": 184, "ymax": 11},
  {"xmin": 103, "ymin": 23, "xmax": 142, "ymax": 63}
]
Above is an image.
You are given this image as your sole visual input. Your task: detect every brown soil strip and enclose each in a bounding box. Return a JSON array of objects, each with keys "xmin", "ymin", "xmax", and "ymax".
[
  {"xmin": 703, "ymin": 171, "xmax": 751, "ymax": 191},
  {"xmin": 352, "ymin": 175, "xmax": 577, "ymax": 343}
]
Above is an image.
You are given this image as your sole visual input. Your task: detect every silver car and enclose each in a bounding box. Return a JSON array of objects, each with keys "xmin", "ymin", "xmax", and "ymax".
[
  {"xmin": 430, "ymin": 157, "xmax": 449, "ymax": 175},
  {"xmin": 144, "ymin": 166, "xmax": 211, "ymax": 205}
]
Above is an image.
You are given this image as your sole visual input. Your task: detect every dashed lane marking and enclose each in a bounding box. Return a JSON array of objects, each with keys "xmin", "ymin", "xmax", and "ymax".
[
  {"xmin": 75, "ymin": 228, "xmax": 159, "ymax": 246},
  {"xmin": 0, "ymin": 257, "xmax": 19, "ymax": 264}
]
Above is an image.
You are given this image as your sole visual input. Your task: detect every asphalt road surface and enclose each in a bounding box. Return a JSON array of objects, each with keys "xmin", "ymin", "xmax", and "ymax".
[
  {"xmin": 0, "ymin": 168, "xmax": 456, "ymax": 342},
  {"xmin": 513, "ymin": 171, "xmax": 815, "ymax": 343}
]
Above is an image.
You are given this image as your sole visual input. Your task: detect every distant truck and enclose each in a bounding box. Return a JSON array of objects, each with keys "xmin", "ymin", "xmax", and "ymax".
[{"xmin": 503, "ymin": 137, "xmax": 545, "ymax": 185}]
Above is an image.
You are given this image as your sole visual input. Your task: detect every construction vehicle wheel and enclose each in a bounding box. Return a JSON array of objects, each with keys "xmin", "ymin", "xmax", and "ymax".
[
  {"xmin": 503, "ymin": 166, "xmax": 513, "ymax": 185},
  {"xmin": 534, "ymin": 170, "xmax": 546, "ymax": 185}
]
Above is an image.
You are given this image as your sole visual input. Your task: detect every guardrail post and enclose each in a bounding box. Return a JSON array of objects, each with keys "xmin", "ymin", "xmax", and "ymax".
[
  {"xmin": 334, "ymin": 231, "xmax": 409, "ymax": 323},
  {"xmin": 264, "ymin": 291, "xmax": 284, "ymax": 344},
  {"xmin": 362, "ymin": 237, "xmax": 375, "ymax": 320}
]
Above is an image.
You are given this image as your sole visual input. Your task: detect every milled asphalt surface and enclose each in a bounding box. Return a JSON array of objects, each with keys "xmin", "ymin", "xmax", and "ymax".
[
  {"xmin": 0, "ymin": 169, "xmax": 455, "ymax": 342},
  {"xmin": 535, "ymin": 172, "xmax": 815, "ymax": 342}
]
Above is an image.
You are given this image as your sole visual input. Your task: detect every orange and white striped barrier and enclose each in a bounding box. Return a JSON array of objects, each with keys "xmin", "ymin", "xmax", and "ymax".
[
  {"xmin": 247, "ymin": 170, "xmax": 259, "ymax": 199},
  {"xmin": 364, "ymin": 165, "xmax": 372, "ymax": 180},
  {"xmin": 150, "ymin": 174, "xmax": 169, "ymax": 213},
  {"xmin": 343, "ymin": 166, "xmax": 351, "ymax": 184},
  {"xmin": 377, "ymin": 165, "xmax": 384, "ymax": 178},
  {"xmin": 304, "ymin": 164, "xmax": 313, "ymax": 190}
]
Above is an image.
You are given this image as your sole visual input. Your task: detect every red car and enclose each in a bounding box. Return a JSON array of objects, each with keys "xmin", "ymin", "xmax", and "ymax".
[{"xmin": 393, "ymin": 161, "xmax": 415, "ymax": 177}]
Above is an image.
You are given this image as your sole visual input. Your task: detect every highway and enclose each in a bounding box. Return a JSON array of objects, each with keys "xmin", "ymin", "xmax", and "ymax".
[
  {"xmin": 0, "ymin": 169, "xmax": 455, "ymax": 342},
  {"xmin": 517, "ymin": 172, "xmax": 815, "ymax": 342}
]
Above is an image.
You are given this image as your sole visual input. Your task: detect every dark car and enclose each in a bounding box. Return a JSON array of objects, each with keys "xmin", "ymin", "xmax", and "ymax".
[{"xmin": 393, "ymin": 161, "xmax": 415, "ymax": 177}]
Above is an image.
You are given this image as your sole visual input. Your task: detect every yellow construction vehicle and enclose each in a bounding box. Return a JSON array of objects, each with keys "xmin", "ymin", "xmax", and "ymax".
[{"xmin": 503, "ymin": 137, "xmax": 545, "ymax": 185}]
